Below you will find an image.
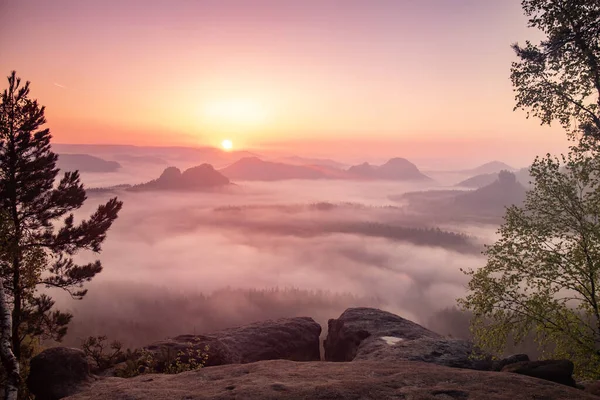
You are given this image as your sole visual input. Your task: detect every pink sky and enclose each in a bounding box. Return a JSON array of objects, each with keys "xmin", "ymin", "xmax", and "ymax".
[{"xmin": 1, "ymin": 0, "xmax": 570, "ymax": 166}]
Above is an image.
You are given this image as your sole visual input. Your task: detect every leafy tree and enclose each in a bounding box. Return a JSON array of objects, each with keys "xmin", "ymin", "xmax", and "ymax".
[
  {"xmin": 461, "ymin": 0, "xmax": 600, "ymax": 379},
  {"xmin": 460, "ymin": 138, "xmax": 600, "ymax": 378},
  {"xmin": 0, "ymin": 69, "xmax": 122, "ymax": 377},
  {"xmin": 511, "ymin": 0, "xmax": 600, "ymax": 140}
]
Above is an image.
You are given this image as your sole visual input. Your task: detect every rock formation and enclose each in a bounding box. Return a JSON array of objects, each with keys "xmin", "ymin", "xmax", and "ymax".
[
  {"xmin": 28, "ymin": 308, "xmax": 590, "ymax": 400},
  {"xmin": 144, "ymin": 316, "xmax": 321, "ymax": 369},
  {"xmin": 65, "ymin": 360, "xmax": 593, "ymax": 400},
  {"xmin": 502, "ymin": 359, "xmax": 576, "ymax": 387},
  {"xmin": 129, "ymin": 164, "xmax": 230, "ymax": 191},
  {"xmin": 324, "ymin": 307, "xmax": 492, "ymax": 370},
  {"xmin": 347, "ymin": 158, "xmax": 431, "ymax": 181}
]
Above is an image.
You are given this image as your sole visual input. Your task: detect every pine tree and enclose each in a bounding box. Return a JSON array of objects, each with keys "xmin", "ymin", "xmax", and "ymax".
[{"xmin": 0, "ymin": 71, "xmax": 123, "ymax": 378}]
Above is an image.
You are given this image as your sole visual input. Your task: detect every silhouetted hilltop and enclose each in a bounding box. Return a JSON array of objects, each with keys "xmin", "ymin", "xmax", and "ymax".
[
  {"xmin": 130, "ymin": 164, "xmax": 230, "ymax": 191},
  {"xmin": 220, "ymin": 157, "xmax": 330, "ymax": 181},
  {"xmin": 347, "ymin": 162, "xmax": 377, "ymax": 177},
  {"xmin": 347, "ymin": 158, "xmax": 430, "ymax": 181},
  {"xmin": 400, "ymin": 171, "xmax": 528, "ymax": 222},
  {"xmin": 378, "ymin": 158, "xmax": 430, "ymax": 180},
  {"xmin": 454, "ymin": 171, "xmax": 526, "ymax": 213},
  {"xmin": 57, "ymin": 153, "xmax": 121, "ymax": 172},
  {"xmin": 462, "ymin": 161, "xmax": 515, "ymax": 175},
  {"xmin": 456, "ymin": 173, "xmax": 499, "ymax": 188},
  {"xmin": 457, "ymin": 167, "xmax": 533, "ymax": 188}
]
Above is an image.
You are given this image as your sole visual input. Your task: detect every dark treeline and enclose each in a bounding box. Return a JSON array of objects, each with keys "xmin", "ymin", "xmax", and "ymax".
[{"xmin": 56, "ymin": 285, "xmax": 384, "ymax": 349}]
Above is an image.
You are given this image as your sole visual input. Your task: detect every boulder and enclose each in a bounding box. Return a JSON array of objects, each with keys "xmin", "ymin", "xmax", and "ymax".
[
  {"xmin": 27, "ymin": 347, "xmax": 93, "ymax": 400},
  {"xmin": 324, "ymin": 307, "xmax": 440, "ymax": 361},
  {"xmin": 65, "ymin": 359, "xmax": 595, "ymax": 400},
  {"xmin": 324, "ymin": 308, "xmax": 492, "ymax": 369},
  {"xmin": 145, "ymin": 316, "xmax": 321, "ymax": 370},
  {"xmin": 502, "ymin": 359, "xmax": 576, "ymax": 387},
  {"xmin": 492, "ymin": 354, "xmax": 530, "ymax": 371}
]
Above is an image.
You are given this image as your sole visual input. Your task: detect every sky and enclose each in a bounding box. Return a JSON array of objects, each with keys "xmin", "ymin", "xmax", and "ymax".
[{"xmin": 0, "ymin": 0, "xmax": 571, "ymax": 166}]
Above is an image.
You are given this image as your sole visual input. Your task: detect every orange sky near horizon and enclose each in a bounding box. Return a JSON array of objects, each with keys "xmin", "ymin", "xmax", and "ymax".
[{"xmin": 0, "ymin": 0, "xmax": 571, "ymax": 165}]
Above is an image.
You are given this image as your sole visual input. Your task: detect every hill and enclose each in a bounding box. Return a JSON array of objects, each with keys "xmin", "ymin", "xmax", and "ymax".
[
  {"xmin": 347, "ymin": 158, "xmax": 431, "ymax": 181},
  {"xmin": 457, "ymin": 167, "xmax": 533, "ymax": 188},
  {"xmin": 462, "ymin": 161, "xmax": 515, "ymax": 175},
  {"xmin": 220, "ymin": 157, "xmax": 333, "ymax": 181},
  {"xmin": 456, "ymin": 172, "xmax": 500, "ymax": 188},
  {"xmin": 454, "ymin": 171, "xmax": 527, "ymax": 214},
  {"xmin": 400, "ymin": 172, "xmax": 528, "ymax": 222},
  {"xmin": 57, "ymin": 154, "xmax": 121, "ymax": 173},
  {"xmin": 129, "ymin": 164, "xmax": 230, "ymax": 191}
]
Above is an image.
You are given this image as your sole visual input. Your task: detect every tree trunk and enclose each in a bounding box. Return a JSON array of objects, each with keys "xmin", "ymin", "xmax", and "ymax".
[
  {"xmin": 10, "ymin": 255, "xmax": 20, "ymax": 362},
  {"xmin": 0, "ymin": 277, "xmax": 19, "ymax": 400}
]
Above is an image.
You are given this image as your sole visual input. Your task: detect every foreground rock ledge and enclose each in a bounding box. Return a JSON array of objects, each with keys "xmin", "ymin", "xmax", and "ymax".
[{"xmin": 66, "ymin": 360, "xmax": 594, "ymax": 400}]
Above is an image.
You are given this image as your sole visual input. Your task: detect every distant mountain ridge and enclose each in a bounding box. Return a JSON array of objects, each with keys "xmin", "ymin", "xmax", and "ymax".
[
  {"xmin": 274, "ymin": 156, "xmax": 348, "ymax": 170},
  {"xmin": 220, "ymin": 157, "xmax": 331, "ymax": 181},
  {"xmin": 57, "ymin": 154, "xmax": 121, "ymax": 173},
  {"xmin": 220, "ymin": 156, "xmax": 431, "ymax": 181},
  {"xmin": 461, "ymin": 161, "xmax": 515, "ymax": 175},
  {"xmin": 456, "ymin": 167, "xmax": 532, "ymax": 188},
  {"xmin": 347, "ymin": 158, "xmax": 431, "ymax": 181},
  {"xmin": 400, "ymin": 171, "xmax": 527, "ymax": 221},
  {"xmin": 53, "ymin": 144, "xmax": 260, "ymax": 169}
]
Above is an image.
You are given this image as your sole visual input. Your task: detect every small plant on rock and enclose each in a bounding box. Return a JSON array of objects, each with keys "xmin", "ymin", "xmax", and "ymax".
[{"xmin": 81, "ymin": 335, "xmax": 125, "ymax": 372}]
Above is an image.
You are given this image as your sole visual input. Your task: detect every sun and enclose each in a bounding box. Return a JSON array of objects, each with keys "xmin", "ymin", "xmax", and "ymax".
[{"xmin": 221, "ymin": 139, "xmax": 233, "ymax": 151}]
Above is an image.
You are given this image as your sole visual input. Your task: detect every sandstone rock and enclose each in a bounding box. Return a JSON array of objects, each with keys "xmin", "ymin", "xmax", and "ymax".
[
  {"xmin": 324, "ymin": 308, "xmax": 492, "ymax": 370},
  {"xmin": 354, "ymin": 335, "xmax": 493, "ymax": 370},
  {"xmin": 145, "ymin": 316, "xmax": 321, "ymax": 370},
  {"xmin": 581, "ymin": 380, "xmax": 600, "ymax": 396},
  {"xmin": 502, "ymin": 359, "xmax": 576, "ymax": 387},
  {"xmin": 27, "ymin": 347, "xmax": 93, "ymax": 400},
  {"xmin": 324, "ymin": 307, "xmax": 440, "ymax": 361},
  {"xmin": 492, "ymin": 353, "xmax": 530, "ymax": 371},
  {"xmin": 65, "ymin": 359, "xmax": 594, "ymax": 400}
]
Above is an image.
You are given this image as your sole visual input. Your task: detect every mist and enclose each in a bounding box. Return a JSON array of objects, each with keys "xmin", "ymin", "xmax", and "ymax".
[{"xmin": 49, "ymin": 167, "xmax": 499, "ymax": 349}]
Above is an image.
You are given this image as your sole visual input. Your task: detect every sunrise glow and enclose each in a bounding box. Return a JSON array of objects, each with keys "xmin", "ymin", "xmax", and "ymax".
[
  {"xmin": 221, "ymin": 139, "xmax": 233, "ymax": 151},
  {"xmin": 203, "ymin": 99, "xmax": 268, "ymax": 129},
  {"xmin": 0, "ymin": 0, "xmax": 571, "ymax": 164}
]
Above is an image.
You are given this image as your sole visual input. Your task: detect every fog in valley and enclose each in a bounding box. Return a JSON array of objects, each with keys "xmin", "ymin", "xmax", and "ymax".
[{"xmin": 48, "ymin": 147, "xmax": 507, "ymax": 350}]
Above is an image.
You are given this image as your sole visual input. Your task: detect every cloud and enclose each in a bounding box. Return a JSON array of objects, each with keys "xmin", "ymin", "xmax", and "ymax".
[{"xmin": 53, "ymin": 82, "xmax": 66, "ymax": 88}]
